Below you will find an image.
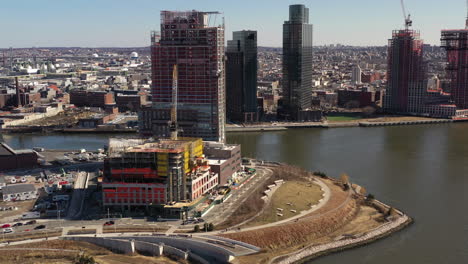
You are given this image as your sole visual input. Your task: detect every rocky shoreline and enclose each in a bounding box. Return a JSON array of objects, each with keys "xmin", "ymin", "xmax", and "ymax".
[{"xmin": 271, "ymin": 210, "xmax": 413, "ymax": 264}]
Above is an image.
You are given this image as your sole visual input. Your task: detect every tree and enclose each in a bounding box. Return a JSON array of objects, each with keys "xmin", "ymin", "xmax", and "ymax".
[
  {"xmin": 340, "ymin": 173, "xmax": 350, "ymax": 185},
  {"xmin": 362, "ymin": 106, "xmax": 377, "ymax": 117},
  {"xmin": 74, "ymin": 253, "xmax": 95, "ymax": 264},
  {"xmin": 193, "ymin": 225, "xmax": 200, "ymax": 233},
  {"xmin": 366, "ymin": 193, "xmax": 375, "ymax": 201},
  {"xmin": 203, "ymin": 223, "xmax": 209, "ymax": 232},
  {"xmin": 208, "ymin": 223, "xmax": 214, "ymax": 231}
]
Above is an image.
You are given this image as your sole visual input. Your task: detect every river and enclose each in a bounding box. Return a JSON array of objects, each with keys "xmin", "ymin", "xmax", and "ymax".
[{"xmin": 1, "ymin": 124, "xmax": 467, "ymax": 263}]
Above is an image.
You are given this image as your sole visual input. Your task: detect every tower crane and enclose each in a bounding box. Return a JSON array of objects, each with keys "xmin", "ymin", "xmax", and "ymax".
[
  {"xmin": 169, "ymin": 64, "xmax": 179, "ymax": 140},
  {"xmin": 401, "ymin": 0, "xmax": 412, "ymax": 29}
]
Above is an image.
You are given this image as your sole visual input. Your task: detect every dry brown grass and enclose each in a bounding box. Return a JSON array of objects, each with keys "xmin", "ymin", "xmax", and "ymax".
[
  {"xmin": 222, "ymin": 178, "xmax": 362, "ymax": 264},
  {"xmin": 95, "ymin": 255, "xmax": 182, "ymax": 264},
  {"xmin": 0, "ymin": 199, "xmax": 35, "ymax": 219},
  {"xmin": 1, "ymin": 231, "xmax": 62, "ymax": 243},
  {"xmin": 245, "ymin": 181, "xmax": 323, "ymax": 227},
  {"xmin": 217, "ymin": 165, "xmax": 315, "ymax": 229},
  {"xmin": 0, "ymin": 240, "xmax": 112, "ymax": 264},
  {"xmin": 1, "ymin": 240, "xmax": 183, "ymax": 264}
]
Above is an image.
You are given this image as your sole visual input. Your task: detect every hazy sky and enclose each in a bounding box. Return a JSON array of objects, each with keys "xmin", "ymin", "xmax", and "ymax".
[{"xmin": 1, "ymin": 0, "xmax": 467, "ymax": 48}]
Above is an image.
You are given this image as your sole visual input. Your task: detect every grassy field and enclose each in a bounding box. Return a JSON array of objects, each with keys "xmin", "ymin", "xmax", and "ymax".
[
  {"xmin": 326, "ymin": 115, "xmax": 363, "ymax": 122},
  {"xmin": 246, "ymin": 181, "xmax": 323, "ymax": 227}
]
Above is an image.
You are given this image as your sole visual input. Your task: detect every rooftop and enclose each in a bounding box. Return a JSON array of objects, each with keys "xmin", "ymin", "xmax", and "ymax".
[{"xmin": 2, "ymin": 184, "xmax": 36, "ymax": 195}]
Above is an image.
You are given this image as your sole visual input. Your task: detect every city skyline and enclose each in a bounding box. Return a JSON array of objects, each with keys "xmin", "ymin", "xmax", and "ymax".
[{"xmin": 1, "ymin": 0, "xmax": 467, "ymax": 48}]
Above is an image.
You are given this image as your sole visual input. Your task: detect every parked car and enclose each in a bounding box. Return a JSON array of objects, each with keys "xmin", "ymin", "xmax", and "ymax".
[
  {"xmin": 1, "ymin": 224, "xmax": 11, "ymax": 228},
  {"xmin": 103, "ymin": 221, "xmax": 114, "ymax": 226},
  {"xmin": 34, "ymin": 225, "xmax": 46, "ymax": 230},
  {"xmin": 25, "ymin": 220, "xmax": 37, "ymax": 225},
  {"xmin": 2, "ymin": 228, "xmax": 14, "ymax": 234},
  {"xmin": 12, "ymin": 223, "xmax": 23, "ymax": 227}
]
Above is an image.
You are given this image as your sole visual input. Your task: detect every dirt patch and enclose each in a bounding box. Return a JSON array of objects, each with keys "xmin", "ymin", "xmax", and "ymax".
[{"xmin": 0, "ymin": 200, "xmax": 35, "ymax": 220}]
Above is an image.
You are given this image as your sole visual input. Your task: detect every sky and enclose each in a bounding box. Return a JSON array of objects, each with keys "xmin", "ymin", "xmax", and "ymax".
[{"xmin": 0, "ymin": 0, "xmax": 467, "ymax": 48}]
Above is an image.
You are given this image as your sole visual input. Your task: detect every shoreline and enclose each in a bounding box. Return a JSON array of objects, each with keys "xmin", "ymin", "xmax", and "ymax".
[
  {"xmin": 1, "ymin": 117, "xmax": 462, "ymax": 134},
  {"xmin": 227, "ymin": 118, "xmax": 455, "ymax": 132},
  {"xmin": 270, "ymin": 206, "xmax": 413, "ymax": 264}
]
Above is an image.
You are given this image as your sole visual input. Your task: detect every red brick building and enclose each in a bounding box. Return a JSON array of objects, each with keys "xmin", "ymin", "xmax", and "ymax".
[{"xmin": 70, "ymin": 90, "xmax": 115, "ymax": 108}]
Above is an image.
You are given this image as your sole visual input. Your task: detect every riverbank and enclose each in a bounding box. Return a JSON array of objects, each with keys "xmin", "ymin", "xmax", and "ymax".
[{"xmin": 227, "ymin": 117, "xmax": 455, "ymax": 132}]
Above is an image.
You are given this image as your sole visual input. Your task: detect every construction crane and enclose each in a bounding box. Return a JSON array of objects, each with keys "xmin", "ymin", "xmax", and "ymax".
[
  {"xmin": 400, "ymin": 0, "xmax": 412, "ymax": 29},
  {"xmin": 169, "ymin": 64, "xmax": 179, "ymax": 140}
]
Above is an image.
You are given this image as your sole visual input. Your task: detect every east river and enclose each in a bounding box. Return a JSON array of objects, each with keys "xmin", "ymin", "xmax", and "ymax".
[{"xmin": 1, "ymin": 123, "xmax": 467, "ymax": 263}]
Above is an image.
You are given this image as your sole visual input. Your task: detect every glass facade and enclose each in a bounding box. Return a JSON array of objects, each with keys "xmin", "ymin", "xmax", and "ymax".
[
  {"xmin": 282, "ymin": 5, "xmax": 313, "ymax": 119},
  {"xmin": 226, "ymin": 30, "xmax": 258, "ymax": 122}
]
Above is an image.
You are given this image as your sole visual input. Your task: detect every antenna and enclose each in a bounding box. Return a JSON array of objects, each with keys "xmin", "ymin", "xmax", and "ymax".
[{"xmin": 400, "ymin": 0, "xmax": 412, "ymax": 29}]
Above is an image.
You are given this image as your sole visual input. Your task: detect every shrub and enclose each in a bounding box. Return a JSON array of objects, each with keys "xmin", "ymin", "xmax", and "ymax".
[
  {"xmin": 314, "ymin": 171, "xmax": 327, "ymax": 178},
  {"xmin": 208, "ymin": 223, "xmax": 214, "ymax": 231},
  {"xmin": 366, "ymin": 193, "xmax": 375, "ymax": 201},
  {"xmin": 193, "ymin": 225, "xmax": 200, "ymax": 233}
]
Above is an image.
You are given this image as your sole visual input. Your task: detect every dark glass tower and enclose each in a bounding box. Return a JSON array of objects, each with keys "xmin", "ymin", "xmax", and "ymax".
[
  {"xmin": 226, "ymin": 30, "xmax": 258, "ymax": 122},
  {"xmin": 281, "ymin": 4, "xmax": 313, "ymax": 120}
]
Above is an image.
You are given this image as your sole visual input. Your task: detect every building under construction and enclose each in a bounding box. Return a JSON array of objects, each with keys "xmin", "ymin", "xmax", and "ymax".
[
  {"xmin": 383, "ymin": 29, "xmax": 462, "ymax": 118},
  {"xmin": 102, "ymin": 137, "xmax": 219, "ymax": 218},
  {"xmin": 140, "ymin": 10, "xmax": 226, "ymax": 142},
  {"xmin": 441, "ymin": 30, "xmax": 468, "ymax": 111}
]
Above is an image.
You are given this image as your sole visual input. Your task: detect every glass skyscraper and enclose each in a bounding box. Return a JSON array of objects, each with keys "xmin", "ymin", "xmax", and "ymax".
[
  {"xmin": 226, "ymin": 30, "xmax": 258, "ymax": 122},
  {"xmin": 281, "ymin": 4, "xmax": 313, "ymax": 120}
]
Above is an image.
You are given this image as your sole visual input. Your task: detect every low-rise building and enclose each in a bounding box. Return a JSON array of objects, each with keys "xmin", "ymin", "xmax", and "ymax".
[
  {"xmin": 204, "ymin": 142, "xmax": 242, "ymax": 185},
  {"xmin": 1, "ymin": 184, "xmax": 37, "ymax": 202}
]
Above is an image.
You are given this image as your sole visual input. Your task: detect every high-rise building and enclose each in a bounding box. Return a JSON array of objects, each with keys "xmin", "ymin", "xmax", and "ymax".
[
  {"xmin": 441, "ymin": 29, "xmax": 468, "ymax": 109},
  {"xmin": 383, "ymin": 28, "xmax": 458, "ymax": 118},
  {"xmin": 383, "ymin": 29, "xmax": 426, "ymax": 113},
  {"xmin": 140, "ymin": 10, "xmax": 226, "ymax": 142},
  {"xmin": 281, "ymin": 4, "xmax": 314, "ymax": 120},
  {"xmin": 226, "ymin": 30, "xmax": 258, "ymax": 123},
  {"xmin": 351, "ymin": 65, "xmax": 362, "ymax": 85}
]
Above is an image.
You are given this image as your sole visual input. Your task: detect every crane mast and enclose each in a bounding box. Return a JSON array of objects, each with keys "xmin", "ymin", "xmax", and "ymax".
[
  {"xmin": 465, "ymin": 0, "xmax": 468, "ymax": 29},
  {"xmin": 169, "ymin": 64, "xmax": 179, "ymax": 140},
  {"xmin": 400, "ymin": 0, "xmax": 412, "ymax": 29}
]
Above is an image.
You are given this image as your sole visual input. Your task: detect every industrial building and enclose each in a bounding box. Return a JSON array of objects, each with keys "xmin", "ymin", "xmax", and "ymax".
[
  {"xmin": 226, "ymin": 30, "xmax": 258, "ymax": 123},
  {"xmin": 0, "ymin": 143, "xmax": 38, "ymax": 171},
  {"xmin": 70, "ymin": 90, "xmax": 115, "ymax": 108},
  {"xmin": 102, "ymin": 137, "xmax": 219, "ymax": 217},
  {"xmin": 140, "ymin": 10, "xmax": 226, "ymax": 142},
  {"xmin": 280, "ymin": 4, "xmax": 314, "ymax": 120}
]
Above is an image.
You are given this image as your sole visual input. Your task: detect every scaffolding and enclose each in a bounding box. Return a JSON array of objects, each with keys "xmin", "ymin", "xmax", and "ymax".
[
  {"xmin": 384, "ymin": 29, "xmax": 425, "ymax": 113},
  {"xmin": 441, "ymin": 29, "xmax": 468, "ymax": 109}
]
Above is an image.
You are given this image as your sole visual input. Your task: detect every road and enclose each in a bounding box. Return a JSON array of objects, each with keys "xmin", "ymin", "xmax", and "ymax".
[
  {"xmin": 66, "ymin": 172, "xmax": 89, "ymax": 219},
  {"xmin": 198, "ymin": 165, "xmax": 274, "ymax": 226}
]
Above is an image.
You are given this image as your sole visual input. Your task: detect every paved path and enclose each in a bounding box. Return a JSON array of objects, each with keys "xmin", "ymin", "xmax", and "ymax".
[
  {"xmin": 203, "ymin": 166, "xmax": 274, "ymax": 225},
  {"xmin": 212, "ymin": 177, "xmax": 332, "ymax": 234}
]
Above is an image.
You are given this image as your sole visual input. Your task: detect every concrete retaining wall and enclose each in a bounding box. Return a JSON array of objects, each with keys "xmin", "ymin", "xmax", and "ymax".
[
  {"xmin": 189, "ymin": 251, "xmax": 210, "ymax": 264},
  {"xmin": 124, "ymin": 236, "xmax": 233, "ymax": 263},
  {"xmin": 162, "ymin": 244, "xmax": 188, "ymax": 260},
  {"xmin": 64, "ymin": 237, "xmax": 134, "ymax": 255},
  {"xmin": 133, "ymin": 240, "xmax": 162, "ymax": 256}
]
